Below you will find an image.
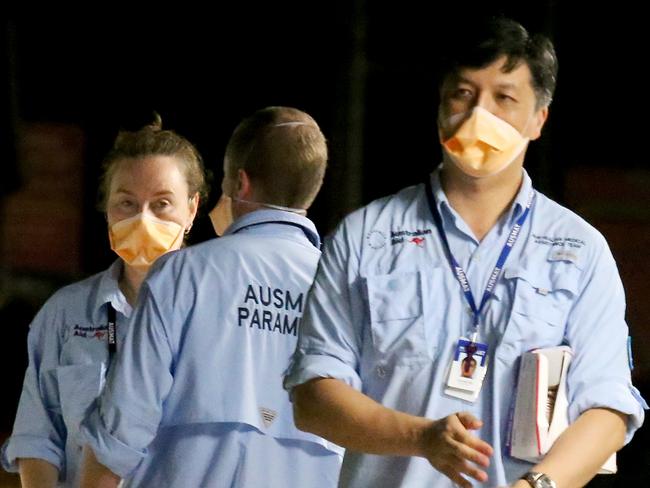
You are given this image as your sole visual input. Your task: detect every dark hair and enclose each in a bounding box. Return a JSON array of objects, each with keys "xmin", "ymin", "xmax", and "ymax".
[
  {"xmin": 438, "ymin": 17, "xmax": 558, "ymax": 107},
  {"xmin": 98, "ymin": 113, "xmax": 208, "ymax": 210},
  {"xmin": 224, "ymin": 106, "xmax": 327, "ymax": 209}
]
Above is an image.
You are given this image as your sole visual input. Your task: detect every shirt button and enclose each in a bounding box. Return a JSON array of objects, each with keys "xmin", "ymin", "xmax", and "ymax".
[{"xmin": 377, "ymin": 366, "xmax": 386, "ymax": 378}]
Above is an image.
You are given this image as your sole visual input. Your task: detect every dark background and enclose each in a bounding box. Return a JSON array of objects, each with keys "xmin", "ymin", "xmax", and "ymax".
[{"xmin": 1, "ymin": 2, "xmax": 648, "ymax": 486}]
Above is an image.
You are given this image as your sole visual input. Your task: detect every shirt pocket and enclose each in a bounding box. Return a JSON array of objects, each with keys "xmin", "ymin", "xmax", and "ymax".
[
  {"xmin": 366, "ymin": 270, "xmax": 428, "ymax": 363},
  {"xmin": 499, "ymin": 266, "xmax": 580, "ymax": 359},
  {"xmin": 56, "ymin": 363, "xmax": 105, "ymax": 442}
]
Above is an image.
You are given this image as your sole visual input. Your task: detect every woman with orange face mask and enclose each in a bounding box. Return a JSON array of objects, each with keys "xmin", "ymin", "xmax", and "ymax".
[{"xmin": 1, "ymin": 115, "xmax": 206, "ymax": 488}]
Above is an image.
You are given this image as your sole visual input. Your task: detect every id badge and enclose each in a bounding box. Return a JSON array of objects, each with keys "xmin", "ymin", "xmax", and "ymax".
[{"xmin": 444, "ymin": 337, "xmax": 489, "ymax": 402}]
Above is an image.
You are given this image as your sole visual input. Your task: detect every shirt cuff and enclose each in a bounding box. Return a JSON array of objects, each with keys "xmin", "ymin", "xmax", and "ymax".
[
  {"xmin": 79, "ymin": 408, "xmax": 145, "ymax": 478},
  {"xmin": 569, "ymin": 381, "xmax": 648, "ymax": 445},
  {"xmin": 283, "ymin": 350, "xmax": 362, "ymax": 394},
  {"xmin": 1, "ymin": 435, "xmax": 64, "ymax": 473}
]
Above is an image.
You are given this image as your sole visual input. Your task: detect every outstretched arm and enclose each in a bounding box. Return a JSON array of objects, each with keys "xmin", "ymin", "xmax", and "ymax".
[{"xmin": 293, "ymin": 377, "xmax": 494, "ymax": 488}]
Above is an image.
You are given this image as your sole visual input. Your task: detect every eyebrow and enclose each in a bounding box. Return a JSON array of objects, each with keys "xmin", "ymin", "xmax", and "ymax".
[
  {"xmin": 494, "ymin": 82, "xmax": 519, "ymax": 91},
  {"xmin": 113, "ymin": 189, "xmax": 176, "ymax": 197},
  {"xmin": 454, "ymin": 76, "xmax": 519, "ymax": 91}
]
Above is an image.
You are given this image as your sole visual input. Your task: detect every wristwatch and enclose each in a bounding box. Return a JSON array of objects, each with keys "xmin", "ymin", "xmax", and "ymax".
[{"xmin": 520, "ymin": 471, "xmax": 557, "ymax": 488}]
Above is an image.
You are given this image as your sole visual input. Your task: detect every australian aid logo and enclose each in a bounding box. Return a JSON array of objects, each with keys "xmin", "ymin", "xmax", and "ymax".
[
  {"xmin": 73, "ymin": 324, "xmax": 108, "ymax": 340},
  {"xmin": 390, "ymin": 229, "xmax": 431, "ymax": 247}
]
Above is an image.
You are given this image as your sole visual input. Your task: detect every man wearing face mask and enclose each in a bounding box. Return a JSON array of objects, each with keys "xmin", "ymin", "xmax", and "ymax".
[
  {"xmin": 284, "ymin": 17, "xmax": 646, "ymax": 488},
  {"xmin": 79, "ymin": 107, "xmax": 343, "ymax": 488}
]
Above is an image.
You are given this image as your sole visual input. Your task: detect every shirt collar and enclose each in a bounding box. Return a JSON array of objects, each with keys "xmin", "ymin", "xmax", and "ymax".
[
  {"xmin": 509, "ymin": 169, "xmax": 534, "ymax": 223},
  {"xmin": 429, "ymin": 166, "xmax": 534, "ymax": 226},
  {"xmin": 94, "ymin": 259, "xmax": 131, "ymax": 318},
  {"xmin": 223, "ymin": 209, "xmax": 321, "ymax": 249}
]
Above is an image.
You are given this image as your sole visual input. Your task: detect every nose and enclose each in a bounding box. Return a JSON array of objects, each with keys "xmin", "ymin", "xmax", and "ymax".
[
  {"xmin": 475, "ymin": 91, "xmax": 496, "ymax": 113},
  {"xmin": 140, "ymin": 203, "xmax": 156, "ymax": 218}
]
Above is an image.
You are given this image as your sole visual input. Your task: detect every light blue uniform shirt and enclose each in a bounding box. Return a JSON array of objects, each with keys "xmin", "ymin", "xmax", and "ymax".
[
  {"xmin": 81, "ymin": 210, "xmax": 342, "ymax": 487},
  {"xmin": 1, "ymin": 260, "xmax": 131, "ymax": 487},
  {"xmin": 284, "ymin": 168, "xmax": 646, "ymax": 487}
]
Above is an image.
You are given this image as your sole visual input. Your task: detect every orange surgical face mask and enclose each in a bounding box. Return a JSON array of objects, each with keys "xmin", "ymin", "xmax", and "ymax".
[
  {"xmin": 440, "ymin": 106, "xmax": 529, "ymax": 178},
  {"xmin": 109, "ymin": 213, "xmax": 184, "ymax": 268},
  {"xmin": 209, "ymin": 194, "xmax": 234, "ymax": 237},
  {"xmin": 208, "ymin": 193, "xmax": 307, "ymax": 237}
]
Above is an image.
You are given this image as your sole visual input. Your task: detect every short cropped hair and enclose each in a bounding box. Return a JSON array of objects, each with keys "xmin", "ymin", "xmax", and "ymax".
[{"xmin": 224, "ymin": 106, "xmax": 327, "ymax": 209}]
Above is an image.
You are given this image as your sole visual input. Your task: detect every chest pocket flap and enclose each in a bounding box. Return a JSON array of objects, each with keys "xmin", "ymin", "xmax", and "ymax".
[
  {"xmin": 367, "ymin": 271, "xmax": 422, "ymax": 322},
  {"xmin": 504, "ymin": 264, "xmax": 581, "ymax": 327},
  {"xmin": 365, "ymin": 271, "xmax": 426, "ymax": 361}
]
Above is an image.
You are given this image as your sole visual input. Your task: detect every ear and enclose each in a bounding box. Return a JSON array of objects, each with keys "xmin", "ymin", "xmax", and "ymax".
[
  {"xmin": 188, "ymin": 192, "xmax": 200, "ymax": 224},
  {"xmin": 528, "ymin": 106, "xmax": 549, "ymax": 141},
  {"xmin": 235, "ymin": 168, "xmax": 253, "ymax": 200}
]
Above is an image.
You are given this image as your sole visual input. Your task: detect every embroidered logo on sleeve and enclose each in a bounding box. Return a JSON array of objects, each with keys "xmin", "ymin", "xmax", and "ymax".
[{"xmin": 260, "ymin": 407, "xmax": 277, "ymax": 428}]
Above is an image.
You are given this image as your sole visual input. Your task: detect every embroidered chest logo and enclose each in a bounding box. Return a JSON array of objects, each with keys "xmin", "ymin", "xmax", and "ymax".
[
  {"xmin": 366, "ymin": 230, "xmax": 387, "ymax": 249},
  {"xmin": 73, "ymin": 324, "xmax": 108, "ymax": 340},
  {"xmin": 409, "ymin": 236, "xmax": 426, "ymax": 247},
  {"xmin": 532, "ymin": 234, "xmax": 585, "ymax": 249},
  {"xmin": 390, "ymin": 229, "xmax": 432, "ymax": 246}
]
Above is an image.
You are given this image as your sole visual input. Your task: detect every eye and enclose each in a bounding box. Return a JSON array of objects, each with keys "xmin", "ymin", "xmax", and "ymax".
[
  {"xmin": 497, "ymin": 93, "xmax": 517, "ymax": 104},
  {"xmin": 118, "ymin": 199, "xmax": 135, "ymax": 209},
  {"xmin": 153, "ymin": 199, "xmax": 172, "ymax": 211},
  {"xmin": 451, "ymin": 87, "xmax": 474, "ymax": 100}
]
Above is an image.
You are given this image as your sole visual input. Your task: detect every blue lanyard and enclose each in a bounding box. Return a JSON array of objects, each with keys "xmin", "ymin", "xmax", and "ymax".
[
  {"xmin": 232, "ymin": 220, "xmax": 320, "ymax": 249},
  {"xmin": 424, "ymin": 178, "xmax": 535, "ymax": 337}
]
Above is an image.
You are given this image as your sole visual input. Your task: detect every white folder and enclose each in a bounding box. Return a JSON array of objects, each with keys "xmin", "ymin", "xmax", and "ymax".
[{"xmin": 509, "ymin": 345, "xmax": 616, "ymax": 474}]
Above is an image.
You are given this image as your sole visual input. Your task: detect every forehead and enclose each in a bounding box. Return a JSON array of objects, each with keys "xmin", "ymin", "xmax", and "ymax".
[
  {"xmin": 445, "ymin": 56, "xmax": 535, "ymax": 92},
  {"xmin": 109, "ymin": 155, "xmax": 188, "ymax": 194}
]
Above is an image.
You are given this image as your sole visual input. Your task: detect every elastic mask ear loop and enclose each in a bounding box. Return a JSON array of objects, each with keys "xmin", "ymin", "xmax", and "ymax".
[
  {"xmin": 273, "ymin": 121, "xmax": 311, "ymax": 128},
  {"xmin": 232, "ymin": 197, "xmax": 307, "ymax": 215}
]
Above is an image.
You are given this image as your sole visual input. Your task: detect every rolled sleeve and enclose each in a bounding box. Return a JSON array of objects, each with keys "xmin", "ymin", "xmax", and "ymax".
[
  {"xmin": 565, "ymin": 239, "xmax": 647, "ymax": 444},
  {"xmin": 568, "ymin": 381, "xmax": 647, "ymax": 444},
  {"xmin": 284, "ymin": 218, "xmax": 366, "ymax": 396},
  {"xmin": 1, "ymin": 435, "xmax": 64, "ymax": 473},
  {"xmin": 2, "ymin": 306, "xmax": 66, "ymax": 473},
  {"xmin": 284, "ymin": 349, "xmax": 363, "ymax": 393}
]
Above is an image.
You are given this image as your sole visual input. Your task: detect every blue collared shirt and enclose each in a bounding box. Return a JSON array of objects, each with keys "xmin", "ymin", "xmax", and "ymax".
[
  {"xmin": 81, "ymin": 210, "xmax": 342, "ymax": 487},
  {"xmin": 284, "ymin": 168, "xmax": 646, "ymax": 487},
  {"xmin": 1, "ymin": 260, "xmax": 131, "ymax": 487}
]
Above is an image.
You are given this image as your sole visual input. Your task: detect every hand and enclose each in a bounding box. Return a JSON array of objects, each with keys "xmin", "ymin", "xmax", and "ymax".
[
  {"xmin": 421, "ymin": 412, "xmax": 493, "ymax": 488},
  {"xmin": 509, "ymin": 482, "xmax": 530, "ymax": 488}
]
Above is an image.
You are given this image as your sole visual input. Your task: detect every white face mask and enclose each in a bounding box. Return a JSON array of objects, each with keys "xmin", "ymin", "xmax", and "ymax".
[
  {"xmin": 439, "ymin": 106, "xmax": 529, "ymax": 178},
  {"xmin": 208, "ymin": 194, "xmax": 306, "ymax": 237}
]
